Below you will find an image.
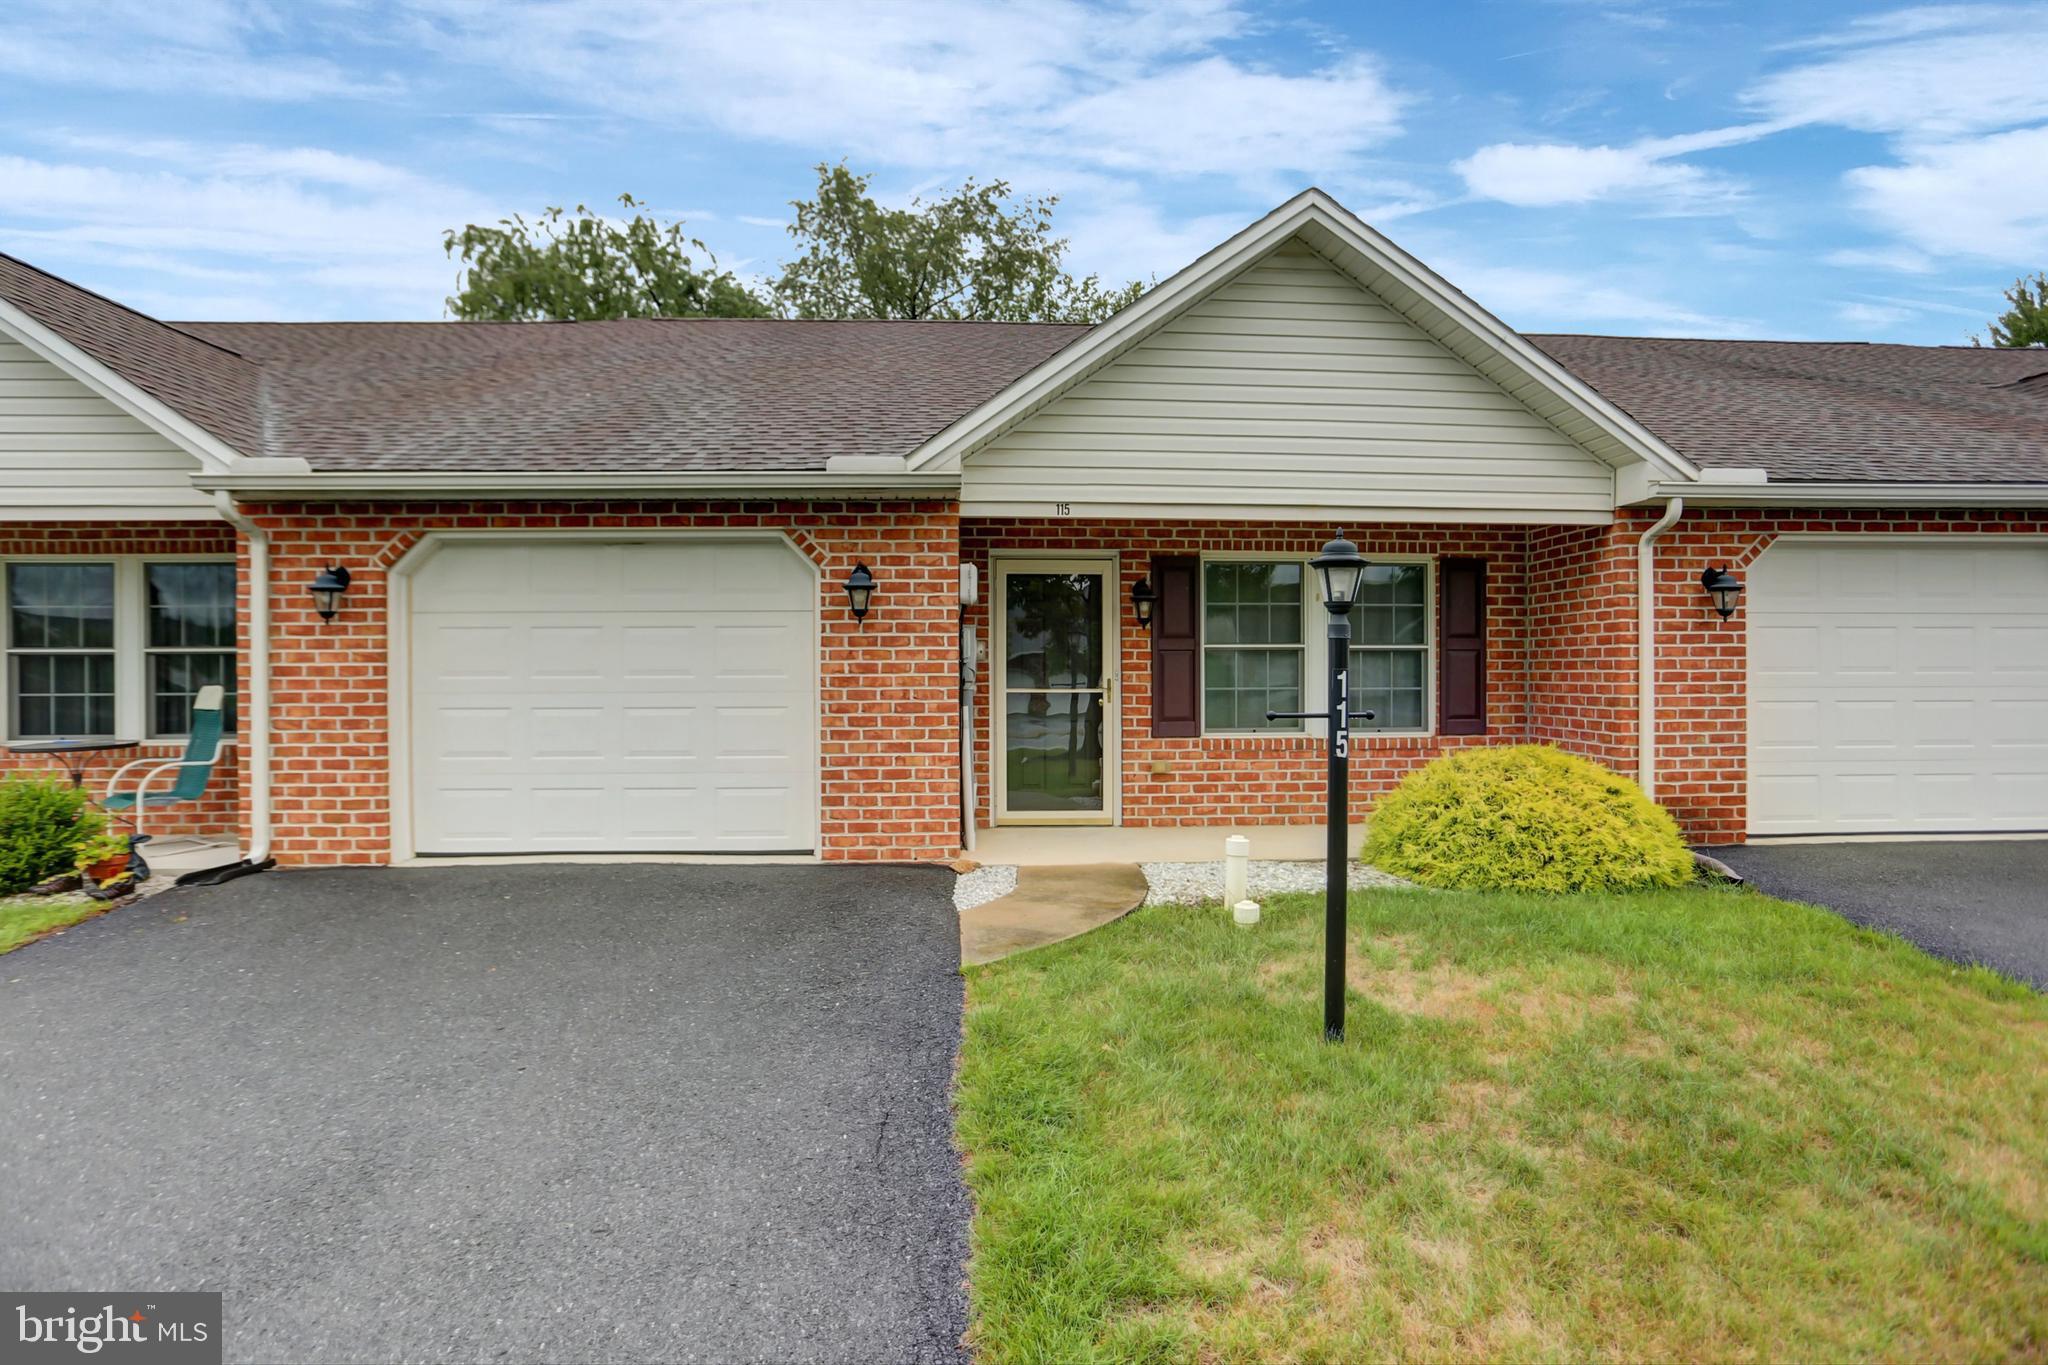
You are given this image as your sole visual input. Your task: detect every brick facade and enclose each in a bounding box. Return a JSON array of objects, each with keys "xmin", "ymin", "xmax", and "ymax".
[
  {"xmin": 1640, "ymin": 507, "xmax": 2048, "ymax": 843},
  {"xmin": 14, "ymin": 505, "xmax": 2044, "ymax": 864},
  {"xmin": 962, "ymin": 518, "xmax": 1534, "ymax": 829},
  {"xmin": 967, "ymin": 509, "xmax": 2048, "ymax": 846},
  {"xmin": 0, "ymin": 522, "xmax": 240, "ymax": 840},
  {"xmin": 244, "ymin": 500, "xmax": 961, "ymax": 865}
]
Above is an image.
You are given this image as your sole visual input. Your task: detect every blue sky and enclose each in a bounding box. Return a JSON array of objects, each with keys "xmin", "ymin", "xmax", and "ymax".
[{"xmin": 2, "ymin": 0, "xmax": 2041, "ymax": 343}]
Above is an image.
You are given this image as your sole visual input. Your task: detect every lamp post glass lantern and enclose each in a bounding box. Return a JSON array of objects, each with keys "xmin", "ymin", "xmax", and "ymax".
[
  {"xmin": 308, "ymin": 565, "xmax": 351, "ymax": 621},
  {"xmin": 1268, "ymin": 532, "xmax": 1374, "ymax": 1042}
]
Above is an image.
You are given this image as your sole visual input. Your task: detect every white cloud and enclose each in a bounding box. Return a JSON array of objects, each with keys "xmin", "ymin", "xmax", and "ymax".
[
  {"xmin": 403, "ymin": 0, "xmax": 1408, "ymax": 189},
  {"xmin": 0, "ymin": 0, "xmax": 398, "ymax": 100},
  {"xmin": 1430, "ymin": 259, "xmax": 1758, "ymax": 337},
  {"xmin": 1747, "ymin": 4, "xmax": 2048, "ymax": 138},
  {"xmin": 1454, "ymin": 142, "xmax": 1715, "ymax": 208},
  {"xmin": 1822, "ymin": 246, "xmax": 1936, "ymax": 274},
  {"xmin": 1057, "ymin": 202, "xmax": 1251, "ymax": 288},
  {"xmin": 1846, "ymin": 125, "xmax": 2048, "ymax": 261},
  {"xmin": 1836, "ymin": 301, "xmax": 1912, "ymax": 329},
  {"xmin": 1456, "ymin": 5, "xmax": 2048, "ymax": 273},
  {"xmin": 1453, "ymin": 120, "xmax": 1779, "ymax": 209},
  {"xmin": 0, "ymin": 146, "xmax": 504, "ymax": 318},
  {"xmin": 1041, "ymin": 55, "xmax": 1404, "ymax": 178}
]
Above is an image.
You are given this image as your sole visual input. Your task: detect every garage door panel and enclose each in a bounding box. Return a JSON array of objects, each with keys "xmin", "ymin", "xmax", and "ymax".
[
  {"xmin": 1750, "ymin": 623, "xmax": 1819, "ymax": 677},
  {"xmin": 410, "ymin": 540, "xmax": 817, "ymax": 854},
  {"xmin": 714, "ymin": 786, "xmax": 802, "ymax": 840},
  {"xmin": 618, "ymin": 785, "xmax": 707, "ymax": 840},
  {"xmin": 1833, "ymin": 626, "xmax": 1897, "ymax": 674},
  {"xmin": 621, "ymin": 625, "xmax": 699, "ymax": 679},
  {"xmin": 530, "ymin": 706, "xmax": 609, "ymax": 759},
  {"xmin": 1749, "ymin": 541, "xmax": 2048, "ymax": 836}
]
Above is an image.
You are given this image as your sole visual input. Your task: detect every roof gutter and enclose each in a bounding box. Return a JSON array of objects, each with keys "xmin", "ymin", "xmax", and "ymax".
[
  {"xmin": 190, "ymin": 470, "xmax": 963, "ymax": 498},
  {"xmin": 1640, "ymin": 480, "xmax": 2048, "ymax": 508}
]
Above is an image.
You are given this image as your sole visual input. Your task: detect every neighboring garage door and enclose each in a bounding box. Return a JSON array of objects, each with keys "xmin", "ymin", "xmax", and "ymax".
[
  {"xmin": 1748, "ymin": 539, "xmax": 2048, "ymax": 836},
  {"xmin": 407, "ymin": 538, "xmax": 816, "ymax": 854}
]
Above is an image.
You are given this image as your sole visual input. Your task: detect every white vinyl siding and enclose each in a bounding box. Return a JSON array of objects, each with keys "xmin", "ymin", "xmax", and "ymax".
[
  {"xmin": 963, "ymin": 241, "xmax": 1615, "ymax": 519},
  {"xmin": 0, "ymin": 337, "xmax": 212, "ymax": 512}
]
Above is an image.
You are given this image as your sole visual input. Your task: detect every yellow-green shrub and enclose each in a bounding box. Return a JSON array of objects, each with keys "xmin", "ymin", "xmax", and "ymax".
[
  {"xmin": 1364, "ymin": 745, "xmax": 1695, "ymax": 893},
  {"xmin": 0, "ymin": 774, "xmax": 105, "ymax": 894}
]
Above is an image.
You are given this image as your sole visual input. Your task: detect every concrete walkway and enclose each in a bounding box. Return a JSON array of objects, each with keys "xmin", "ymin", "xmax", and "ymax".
[{"xmin": 959, "ymin": 863, "xmax": 1148, "ymax": 966}]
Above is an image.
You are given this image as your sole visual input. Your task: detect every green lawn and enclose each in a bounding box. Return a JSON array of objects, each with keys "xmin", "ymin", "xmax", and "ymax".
[
  {"xmin": 0, "ymin": 892, "xmax": 108, "ymax": 954},
  {"xmin": 957, "ymin": 885, "xmax": 2047, "ymax": 1363}
]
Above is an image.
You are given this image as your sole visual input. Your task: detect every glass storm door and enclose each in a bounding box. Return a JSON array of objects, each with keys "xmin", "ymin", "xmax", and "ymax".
[{"xmin": 996, "ymin": 559, "xmax": 1117, "ymax": 824}]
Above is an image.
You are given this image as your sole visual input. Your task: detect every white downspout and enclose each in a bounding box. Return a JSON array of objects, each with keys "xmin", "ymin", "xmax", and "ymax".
[
  {"xmin": 1636, "ymin": 497, "xmax": 1683, "ymax": 798},
  {"xmin": 214, "ymin": 492, "xmax": 271, "ymax": 864}
]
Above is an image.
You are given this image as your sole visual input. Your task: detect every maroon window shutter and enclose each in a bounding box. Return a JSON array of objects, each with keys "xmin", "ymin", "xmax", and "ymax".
[
  {"xmin": 1439, "ymin": 558, "xmax": 1487, "ymax": 736},
  {"xmin": 1151, "ymin": 555, "xmax": 1201, "ymax": 737}
]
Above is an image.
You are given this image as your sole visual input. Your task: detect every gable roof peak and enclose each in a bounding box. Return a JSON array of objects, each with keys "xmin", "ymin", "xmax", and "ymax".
[{"xmin": 902, "ymin": 187, "xmax": 1699, "ymax": 481}]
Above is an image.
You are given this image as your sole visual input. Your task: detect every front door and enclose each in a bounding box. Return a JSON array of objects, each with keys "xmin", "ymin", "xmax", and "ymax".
[{"xmin": 995, "ymin": 558, "xmax": 1118, "ymax": 824}]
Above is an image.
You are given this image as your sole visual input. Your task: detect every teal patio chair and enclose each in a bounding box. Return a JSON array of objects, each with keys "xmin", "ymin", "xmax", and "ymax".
[{"xmin": 103, "ymin": 684, "xmax": 230, "ymax": 836}]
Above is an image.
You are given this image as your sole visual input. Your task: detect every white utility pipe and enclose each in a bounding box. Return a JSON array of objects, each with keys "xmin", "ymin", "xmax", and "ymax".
[
  {"xmin": 213, "ymin": 492, "xmax": 271, "ymax": 865},
  {"xmin": 1636, "ymin": 497, "xmax": 1683, "ymax": 797},
  {"xmin": 1223, "ymin": 834, "xmax": 1250, "ymax": 909}
]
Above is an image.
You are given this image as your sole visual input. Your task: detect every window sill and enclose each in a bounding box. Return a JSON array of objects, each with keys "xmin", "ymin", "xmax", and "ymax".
[{"xmin": 1188, "ymin": 729, "xmax": 1441, "ymax": 745}]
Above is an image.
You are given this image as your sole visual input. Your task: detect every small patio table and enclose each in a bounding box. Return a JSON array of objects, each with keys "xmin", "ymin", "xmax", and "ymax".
[{"xmin": 3, "ymin": 738, "xmax": 141, "ymax": 790}]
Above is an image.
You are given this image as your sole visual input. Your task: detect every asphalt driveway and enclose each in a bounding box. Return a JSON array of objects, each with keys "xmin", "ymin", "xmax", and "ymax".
[
  {"xmin": 1709, "ymin": 840, "xmax": 2048, "ymax": 990},
  {"xmin": 0, "ymin": 864, "xmax": 969, "ymax": 1364}
]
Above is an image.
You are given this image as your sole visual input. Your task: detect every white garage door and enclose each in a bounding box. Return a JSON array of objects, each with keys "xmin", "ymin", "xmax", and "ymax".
[
  {"xmin": 1748, "ymin": 540, "xmax": 2048, "ymax": 836},
  {"xmin": 407, "ymin": 539, "xmax": 816, "ymax": 854}
]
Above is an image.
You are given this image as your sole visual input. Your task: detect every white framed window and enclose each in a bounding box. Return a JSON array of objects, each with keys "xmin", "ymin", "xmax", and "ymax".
[
  {"xmin": 1201, "ymin": 559, "xmax": 1307, "ymax": 733},
  {"xmin": 1198, "ymin": 553, "xmax": 1433, "ymax": 737},
  {"xmin": 2, "ymin": 557, "xmax": 236, "ymax": 741},
  {"xmin": 1347, "ymin": 562, "xmax": 1432, "ymax": 733}
]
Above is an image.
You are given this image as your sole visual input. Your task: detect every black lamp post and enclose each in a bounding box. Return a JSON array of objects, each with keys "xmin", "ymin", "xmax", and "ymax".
[
  {"xmin": 308, "ymin": 566, "xmax": 351, "ymax": 621},
  {"xmin": 1267, "ymin": 532, "xmax": 1374, "ymax": 1042}
]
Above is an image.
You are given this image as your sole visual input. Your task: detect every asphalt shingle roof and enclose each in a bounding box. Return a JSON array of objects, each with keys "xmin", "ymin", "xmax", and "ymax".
[
  {"xmin": 176, "ymin": 318, "xmax": 1089, "ymax": 472},
  {"xmin": 0, "ymin": 252, "xmax": 265, "ymax": 456},
  {"xmin": 5, "ymin": 249, "xmax": 2044, "ymax": 484},
  {"xmin": 1531, "ymin": 334, "xmax": 2048, "ymax": 484}
]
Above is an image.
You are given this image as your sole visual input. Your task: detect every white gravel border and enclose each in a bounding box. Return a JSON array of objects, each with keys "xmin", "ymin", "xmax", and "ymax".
[
  {"xmin": 953, "ymin": 863, "xmax": 1019, "ymax": 912},
  {"xmin": 1141, "ymin": 858, "xmax": 1414, "ymax": 906}
]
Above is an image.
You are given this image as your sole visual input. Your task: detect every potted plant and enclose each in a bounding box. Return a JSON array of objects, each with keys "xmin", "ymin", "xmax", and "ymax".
[{"xmin": 75, "ymin": 831, "xmax": 134, "ymax": 885}]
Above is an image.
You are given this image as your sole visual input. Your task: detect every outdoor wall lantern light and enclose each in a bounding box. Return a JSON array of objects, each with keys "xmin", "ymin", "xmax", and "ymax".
[
  {"xmin": 1701, "ymin": 565, "xmax": 1744, "ymax": 619},
  {"xmin": 1131, "ymin": 576, "xmax": 1156, "ymax": 626},
  {"xmin": 1266, "ymin": 532, "xmax": 1377, "ymax": 1044},
  {"xmin": 844, "ymin": 562, "xmax": 876, "ymax": 622},
  {"xmin": 307, "ymin": 565, "xmax": 352, "ymax": 621}
]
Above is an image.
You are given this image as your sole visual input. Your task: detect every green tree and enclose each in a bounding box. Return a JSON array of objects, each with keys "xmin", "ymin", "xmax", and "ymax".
[
  {"xmin": 443, "ymin": 194, "xmax": 770, "ymax": 320},
  {"xmin": 1975, "ymin": 272, "xmax": 2048, "ymax": 347},
  {"xmin": 774, "ymin": 164, "xmax": 1148, "ymax": 323}
]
